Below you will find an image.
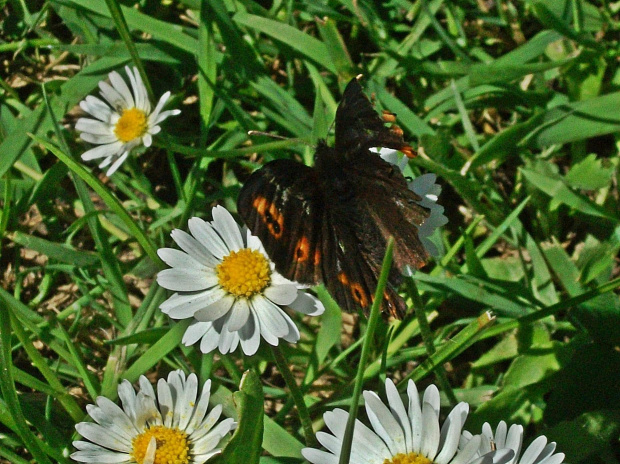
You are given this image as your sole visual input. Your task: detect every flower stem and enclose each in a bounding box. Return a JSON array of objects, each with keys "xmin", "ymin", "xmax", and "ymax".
[
  {"xmin": 339, "ymin": 238, "xmax": 395, "ymax": 464},
  {"xmin": 408, "ymin": 279, "xmax": 458, "ymax": 406},
  {"xmin": 104, "ymin": 0, "xmax": 154, "ymax": 101},
  {"xmin": 271, "ymin": 345, "xmax": 318, "ymax": 448}
]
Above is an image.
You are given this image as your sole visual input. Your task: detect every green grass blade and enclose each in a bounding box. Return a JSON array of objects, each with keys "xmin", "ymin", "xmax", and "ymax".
[{"xmin": 32, "ymin": 135, "xmax": 162, "ymax": 266}]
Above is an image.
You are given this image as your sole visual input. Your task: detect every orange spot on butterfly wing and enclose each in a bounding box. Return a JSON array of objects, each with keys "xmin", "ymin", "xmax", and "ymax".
[
  {"xmin": 253, "ymin": 196, "xmax": 285, "ymax": 239},
  {"xmin": 400, "ymin": 145, "xmax": 416, "ymax": 159},
  {"xmin": 390, "ymin": 124, "xmax": 404, "ymax": 137},
  {"xmin": 313, "ymin": 248, "xmax": 321, "ymax": 265},
  {"xmin": 253, "ymin": 196, "xmax": 269, "ymax": 215},
  {"xmin": 349, "ymin": 282, "xmax": 369, "ymax": 307},
  {"xmin": 338, "ymin": 272, "xmax": 369, "ymax": 308},
  {"xmin": 382, "ymin": 110, "xmax": 396, "ymax": 123},
  {"xmin": 294, "ymin": 236, "xmax": 311, "ymax": 262}
]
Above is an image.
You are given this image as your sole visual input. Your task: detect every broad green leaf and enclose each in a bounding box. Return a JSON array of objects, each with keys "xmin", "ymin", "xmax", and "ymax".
[
  {"xmin": 304, "ymin": 288, "xmax": 342, "ymax": 386},
  {"xmin": 546, "ymin": 410, "xmax": 620, "ymax": 462},
  {"xmin": 316, "ymin": 18, "xmax": 354, "ymax": 77},
  {"xmin": 565, "ymin": 154, "xmax": 615, "ymax": 190},
  {"xmin": 521, "ymin": 167, "xmax": 618, "ymax": 221},
  {"xmin": 546, "ymin": 343, "xmax": 620, "ymax": 424},
  {"xmin": 468, "ymin": 384, "xmax": 543, "ymax": 432},
  {"xmin": 503, "ymin": 345, "xmax": 562, "ymax": 388},
  {"xmin": 472, "ymin": 333, "xmax": 518, "ymax": 369},
  {"xmin": 469, "ymin": 58, "xmax": 575, "ymax": 86},
  {"xmin": 9, "ymin": 231, "xmax": 99, "ymax": 267},
  {"xmin": 211, "ymin": 370, "xmax": 264, "ymax": 464},
  {"xmin": 527, "ymin": 91, "xmax": 620, "ymax": 148},
  {"xmin": 413, "ymin": 274, "xmax": 535, "ymax": 318}
]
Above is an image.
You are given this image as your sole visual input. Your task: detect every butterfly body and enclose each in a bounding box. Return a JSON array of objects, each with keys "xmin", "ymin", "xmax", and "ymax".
[{"xmin": 238, "ymin": 78, "xmax": 431, "ymax": 318}]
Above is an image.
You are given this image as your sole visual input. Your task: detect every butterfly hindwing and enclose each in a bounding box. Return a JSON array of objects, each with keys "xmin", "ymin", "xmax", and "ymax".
[
  {"xmin": 321, "ymin": 211, "xmax": 408, "ymax": 319},
  {"xmin": 237, "ymin": 159, "xmax": 323, "ymax": 285},
  {"xmin": 350, "ymin": 150, "xmax": 430, "ymax": 272}
]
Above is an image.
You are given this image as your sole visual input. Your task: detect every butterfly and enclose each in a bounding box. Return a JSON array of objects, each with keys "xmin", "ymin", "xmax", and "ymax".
[{"xmin": 237, "ymin": 77, "xmax": 431, "ymax": 319}]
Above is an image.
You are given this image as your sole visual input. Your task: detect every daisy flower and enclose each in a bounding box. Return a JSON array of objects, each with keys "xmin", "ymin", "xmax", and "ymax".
[
  {"xmin": 461, "ymin": 421, "xmax": 565, "ymax": 464},
  {"xmin": 76, "ymin": 66, "xmax": 180, "ymax": 176},
  {"xmin": 302, "ymin": 378, "xmax": 515, "ymax": 464},
  {"xmin": 156, "ymin": 206, "xmax": 324, "ymax": 356},
  {"xmin": 72, "ymin": 370, "xmax": 236, "ymax": 464},
  {"xmin": 372, "ymin": 147, "xmax": 448, "ymax": 257}
]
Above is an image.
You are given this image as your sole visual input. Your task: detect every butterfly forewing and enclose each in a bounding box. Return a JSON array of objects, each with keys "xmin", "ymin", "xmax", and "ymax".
[
  {"xmin": 237, "ymin": 159, "xmax": 324, "ymax": 285},
  {"xmin": 335, "ymin": 79, "xmax": 413, "ymax": 158}
]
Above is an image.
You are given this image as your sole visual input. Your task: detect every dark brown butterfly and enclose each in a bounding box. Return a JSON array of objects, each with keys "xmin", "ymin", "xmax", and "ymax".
[{"xmin": 237, "ymin": 77, "xmax": 431, "ymax": 319}]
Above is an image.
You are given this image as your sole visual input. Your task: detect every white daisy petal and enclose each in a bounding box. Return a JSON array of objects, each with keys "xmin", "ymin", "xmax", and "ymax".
[
  {"xmin": 157, "ymin": 206, "xmax": 323, "ymax": 355},
  {"xmin": 171, "ymin": 226, "xmax": 219, "ymax": 267},
  {"xmin": 364, "ymin": 389, "xmax": 406, "ymax": 455},
  {"xmin": 143, "ymin": 132, "xmax": 152, "ymax": 147},
  {"xmin": 281, "ymin": 309, "xmax": 301, "ymax": 343},
  {"xmin": 193, "ymin": 294, "xmax": 235, "ymax": 322},
  {"xmin": 385, "ymin": 378, "xmax": 412, "ymax": 451},
  {"xmin": 211, "ymin": 205, "xmax": 244, "ymax": 251},
  {"xmin": 74, "ymin": 422, "xmax": 132, "ymax": 452},
  {"xmin": 76, "ymin": 118, "xmax": 114, "ymax": 135},
  {"xmin": 304, "ymin": 378, "xmax": 519, "ymax": 464},
  {"xmin": 464, "ymin": 422, "xmax": 564, "ymax": 464},
  {"xmin": 98, "ymin": 80, "xmax": 127, "ymax": 110},
  {"xmin": 156, "ymin": 268, "xmax": 214, "ymax": 292},
  {"xmin": 288, "ymin": 290, "xmax": 325, "ymax": 315},
  {"xmin": 157, "ymin": 247, "xmax": 209, "ymax": 271},
  {"xmin": 453, "ymin": 435, "xmax": 483, "ymax": 464},
  {"xmin": 264, "ymin": 283, "xmax": 298, "ymax": 305},
  {"xmin": 80, "ymin": 96, "xmax": 113, "ymax": 121},
  {"xmin": 238, "ymin": 309, "xmax": 261, "ymax": 355},
  {"xmin": 251, "ymin": 297, "xmax": 289, "ymax": 339},
  {"xmin": 182, "ymin": 320, "xmax": 210, "ymax": 346},
  {"xmin": 149, "ymin": 90, "xmax": 172, "ymax": 123},
  {"xmin": 104, "ymin": 151, "xmax": 129, "ymax": 176},
  {"xmin": 217, "ymin": 315, "xmax": 240, "ymax": 353},
  {"xmin": 108, "ymin": 70, "xmax": 135, "ymax": 108},
  {"xmin": 153, "ymin": 109, "xmax": 181, "ymax": 125},
  {"xmin": 190, "ymin": 218, "xmax": 230, "ymax": 259},
  {"xmin": 159, "ymin": 288, "xmax": 226, "ymax": 319},
  {"xmin": 81, "ymin": 142, "xmax": 124, "ymax": 161},
  {"xmin": 73, "ymin": 371, "xmax": 235, "ymax": 464},
  {"xmin": 198, "ymin": 322, "xmax": 222, "ymax": 354},
  {"xmin": 125, "ymin": 66, "xmax": 147, "ymax": 112},
  {"xmin": 71, "ymin": 447, "xmax": 132, "ymax": 463},
  {"xmin": 226, "ymin": 298, "xmax": 251, "ymax": 331},
  {"xmin": 74, "ymin": 66, "xmax": 179, "ymax": 174},
  {"xmin": 80, "ymin": 132, "xmax": 119, "ymax": 145},
  {"xmin": 302, "ymin": 448, "xmax": 340, "ymax": 464},
  {"xmin": 436, "ymin": 402, "xmax": 469, "ymax": 464},
  {"xmin": 186, "ymin": 379, "xmax": 212, "ymax": 434}
]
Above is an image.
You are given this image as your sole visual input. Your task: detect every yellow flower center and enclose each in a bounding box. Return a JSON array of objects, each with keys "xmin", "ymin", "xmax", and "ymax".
[
  {"xmin": 216, "ymin": 248, "xmax": 271, "ymax": 297},
  {"xmin": 114, "ymin": 107, "xmax": 148, "ymax": 142},
  {"xmin": 131, "ymin": 425, "xmax": 189, "ymax": 464},
  {"xmin": 384, "ymin": 453, "xmax": 433, "ymax": 464}
]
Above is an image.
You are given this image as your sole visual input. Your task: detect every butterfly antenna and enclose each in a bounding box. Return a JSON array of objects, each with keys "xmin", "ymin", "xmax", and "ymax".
[{"xmin": 247, "ymin": 131, "xmax": 313, "ymax": 147}]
